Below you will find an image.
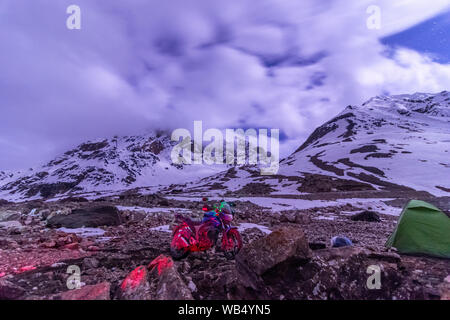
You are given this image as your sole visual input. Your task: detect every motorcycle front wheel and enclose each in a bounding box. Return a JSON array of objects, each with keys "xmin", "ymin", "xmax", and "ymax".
[{"xmin": 222, "ymin": 228, "xmax": 243, "ymax": 260}]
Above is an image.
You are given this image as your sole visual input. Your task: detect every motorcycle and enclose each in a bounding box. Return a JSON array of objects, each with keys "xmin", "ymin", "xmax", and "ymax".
[{"xmin": 170, "ymin": 199, "xmax": 243, "ymax": 260}]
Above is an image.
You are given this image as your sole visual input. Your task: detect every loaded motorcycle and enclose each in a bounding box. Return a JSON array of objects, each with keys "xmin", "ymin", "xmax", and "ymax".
[{"xmin": 170, "ymin": 199, "xmax": 242, "ymax": 260}]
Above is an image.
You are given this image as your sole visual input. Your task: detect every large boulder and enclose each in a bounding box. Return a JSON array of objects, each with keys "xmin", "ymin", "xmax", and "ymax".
[
  {"xmin": 232, "ymin": 228, "xmax": 423, "ymax": 300},
  {"xmin": 235, "ymin": 226, "xmax": 311, "ymax": 292},
  {"xmin": 59, "ymin": 282, "xmax": 110, "ymax": 300},
  {"xmin": 287, "ymin": 247, "xmax": 414, "ymax": 300},
  {"xmin": 47, "ymin": 206, "xmax": 123, "ymax": 228},
  {"xmin": 233, "ymin": 245, "xmax": 420, "ymax": 300}
]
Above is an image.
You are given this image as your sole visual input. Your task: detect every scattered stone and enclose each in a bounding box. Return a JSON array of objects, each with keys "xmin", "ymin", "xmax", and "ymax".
[
  {"xmin": 39, "ymin": 209, "xmax": 51, "ymax": 220},
  {"xmin": 351, "ymin": 210, "xmax": 381, "ymax": 222},
  {"xmin": 59, "ymin": 282, "xmax": 110, "ymax": 300},
  {"xmin": 0, "ymin": 210, "xmax": 21, "ymax": 222},
  {"xmin": 42, "ymin": 240, "xmax": 57, "ymax": 248},
  {"xmin": 83, "ymin": 257, "xmax": 100, "ymax": 269},
  {"xmin": 64, "ymin": 243, "xmax": 79, "ymax": 250},
  {"xmin": 117, "ymin": 266, "xmax": 151, "ymax": 300},
  {"xmin": 0, "ymin": 279, "xmax": 25, "ymax": 300},
  {"xmin": 440, "ymin": 276, "xmax": 450, "ymax": 300},
  {"xmin": 368, "ymin": 251, "xmax": 401, "ymax": 263},
  {"xmin": 0, "ymin": 221, "xmax": 24, "ymax": 232},
  {"xmin": 187, "ymin": 280, "xmax": 197, "ymax": 293}
]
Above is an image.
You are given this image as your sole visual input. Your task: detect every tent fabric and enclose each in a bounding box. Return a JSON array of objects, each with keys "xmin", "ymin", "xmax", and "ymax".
[{"xmin": 386, "ymin": 200, "xmax": 450, "ymax": 259}]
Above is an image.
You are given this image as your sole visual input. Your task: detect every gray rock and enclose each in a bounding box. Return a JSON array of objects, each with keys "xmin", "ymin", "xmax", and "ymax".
[
  {"xmin": 0, "ymin": 221, "xmax": 24, "ymax": 231},
  {"xmin": 0, "ymin": 210, "xmax": 21, "ymax": 222},
  {"xmin": 47, "ymin": 206, "xmax": 123, "ymax": 228},
  {"xmin": 350, "ymin": 210, "xmax": 381, "ymax": 222},
  {"xmin": 83, "ymin": 257, "xmax": 100, "ymax": 269},
  {"xmin": 0, "ymin": 279, "xmax": 26, "ymax": 300},
  {"xmin": 236, "ymin": 226, "xmax": 311, "ymax": 276}
]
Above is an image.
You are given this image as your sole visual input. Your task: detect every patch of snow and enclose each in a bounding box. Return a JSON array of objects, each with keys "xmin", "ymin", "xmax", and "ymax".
[
  {"xmin": 315, "ymin": 216, "xmax": 336, "ymax": 221},
  {"xmin": 57, "ymin": 227, "xmax": 106, "ymax": 237},
  {"xmin": 149, "ymin": 225, "xmax": 171, "ymax": 233},
  {"xmin": 238, "ymin": 223, "xmax": 272, "ymax": 234},
  {"xmin": 117, "ymin": 205, "xmax": 190, "ymax": 214}
]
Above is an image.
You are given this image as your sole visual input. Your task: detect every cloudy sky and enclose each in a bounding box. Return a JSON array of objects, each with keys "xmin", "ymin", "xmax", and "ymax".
[{"xmin": 0, "ymin": 0, "xmax": 449, "ymax": 170}]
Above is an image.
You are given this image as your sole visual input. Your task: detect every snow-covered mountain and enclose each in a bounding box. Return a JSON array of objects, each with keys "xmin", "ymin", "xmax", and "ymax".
[
  {"xmin": 1, "ymin": 91, "xmax": 449, "ymax": 201},
  {"xmin": 282, "ymin": 91, "xmax": 450, "ymax": 194},
  {"xmin": 0, "ymin": 132, "xmax": 227, "ymax": 201},
  {"xmin": 182, "ymin": 91, "xmax": 450, "ymax": 196}
]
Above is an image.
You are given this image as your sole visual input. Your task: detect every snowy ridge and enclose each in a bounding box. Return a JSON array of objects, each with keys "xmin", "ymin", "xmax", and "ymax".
[
  {"xmin": 0, "ymin": 91, "xmax": 449, "ymax": 200},
  {"xmin": 0, "ymin": 132, "xmax": 227, "ymax": 201},
  {"xmin": 280, "ymin": 91, "xmax": 450, "ymax": 195},
  {"xmin": 181, "ymin": 91, "xmax": 450, "ymax": 196}
]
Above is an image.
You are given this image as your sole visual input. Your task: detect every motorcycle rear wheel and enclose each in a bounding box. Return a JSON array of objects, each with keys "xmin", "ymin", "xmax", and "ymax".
[{"xmin": 170, "ymin": 246, "xmax": 190, "ymax": 260}]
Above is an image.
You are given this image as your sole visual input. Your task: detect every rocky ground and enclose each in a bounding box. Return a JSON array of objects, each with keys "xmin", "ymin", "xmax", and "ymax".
[{"xmin": 0, "ymin": 192, "xmax": 449, "ymax": 300}]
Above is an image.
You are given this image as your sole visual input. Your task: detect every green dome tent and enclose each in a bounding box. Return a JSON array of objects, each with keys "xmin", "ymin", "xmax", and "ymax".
[{"xmin": 386, "ymin": 200, "xmax": 450, "ymax": 259}]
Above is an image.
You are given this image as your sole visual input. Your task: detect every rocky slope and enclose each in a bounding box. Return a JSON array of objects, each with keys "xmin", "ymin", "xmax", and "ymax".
[{"xmin": 0, "ymin": 196, "xmax": 448, "ymax": 300}]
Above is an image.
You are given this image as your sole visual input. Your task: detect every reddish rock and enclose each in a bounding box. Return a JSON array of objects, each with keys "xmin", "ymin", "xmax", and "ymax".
[
  {"xmin": 117, "ymin": 266, "xmax": 151, "ymax": 300},
  {"xmin": 64, "ymin": 243, "xmax": 79, "ymax": 250},
  {"xmin": 80, "ymin": 239, "xmax": 95, "ymax": 248},
  {"xmin": 148, "ymin": 254, "xmax": 174, "ymax": 276},
  {"xmin": 18, "ymin": 265, "xmax": 36, "ymax": 273},
  {"xmin": 42, "ymin": 240, "xmax": 57, "ymax": 248},
  {"xmin": 60, "ymin": 282, "xmax": 110, "ymax": 300},
  {"xmin": 148, "ymin": 255, "xmax": 193, "ymax": 300}
]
